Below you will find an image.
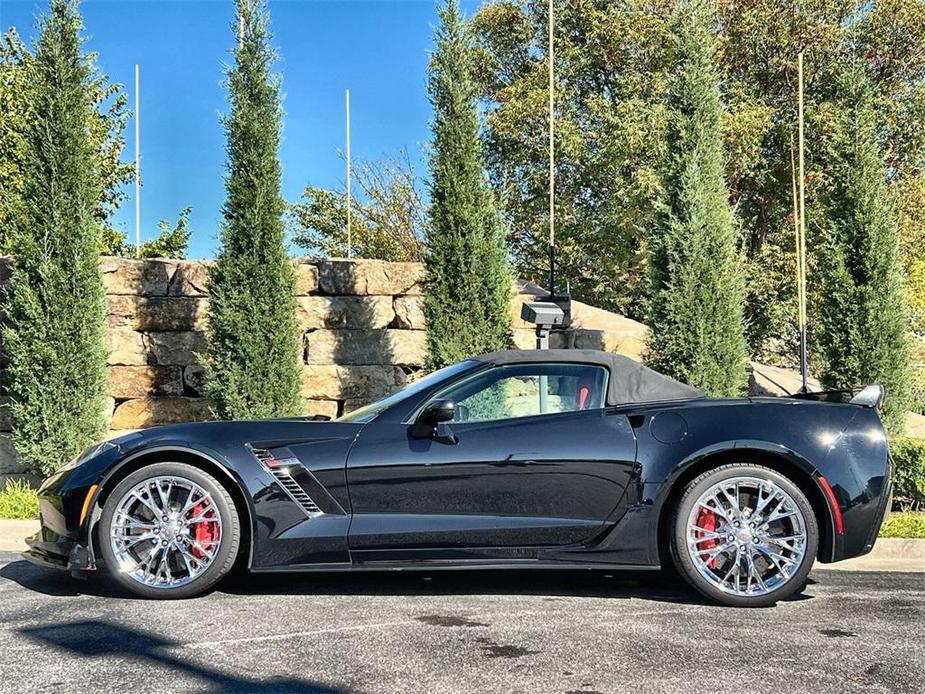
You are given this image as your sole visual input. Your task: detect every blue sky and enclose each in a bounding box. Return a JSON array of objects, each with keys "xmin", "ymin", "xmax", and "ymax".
[{"xmin": 1, "ymin": 0, "xmax": 481, "ymax": 258}]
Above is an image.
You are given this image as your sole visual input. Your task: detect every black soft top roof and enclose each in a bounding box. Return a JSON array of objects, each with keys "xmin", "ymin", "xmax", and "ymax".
[{"xmin": 474, "ymin": 349, "xmax": 705, "ymax": 406}]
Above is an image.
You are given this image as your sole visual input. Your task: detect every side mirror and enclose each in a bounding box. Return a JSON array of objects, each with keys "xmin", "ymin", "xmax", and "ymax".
[{"xmin": 411, "ymin": 399, "xmax": 456, "ymax": 439}]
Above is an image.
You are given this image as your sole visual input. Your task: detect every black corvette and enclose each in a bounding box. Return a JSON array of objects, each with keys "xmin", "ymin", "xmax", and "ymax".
[{"xmin": 25, "ymin": 349, "xmax": 892, "ymax": 606}]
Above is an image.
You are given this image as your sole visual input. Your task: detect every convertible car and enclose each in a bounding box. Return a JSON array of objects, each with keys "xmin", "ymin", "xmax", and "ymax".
[{"xmin": 25, "ymin": 349, "xmax": 892, "ymax": 606}]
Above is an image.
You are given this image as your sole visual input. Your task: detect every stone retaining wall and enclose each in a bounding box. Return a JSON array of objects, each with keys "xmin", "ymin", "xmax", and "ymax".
[
  {"xmin": 94, "ymin": 258, "xmax": 649, "ymax": 437},
  {"xmin": 0, "ymin": 257, "xmax": 429, "ymax": 476},
  {"xmin": 98, "ymin": 257, "xmax": 430, "ymax": 431}
]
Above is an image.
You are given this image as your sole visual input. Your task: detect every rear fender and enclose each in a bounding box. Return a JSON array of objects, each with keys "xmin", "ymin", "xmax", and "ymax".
[{"xmin": 647, "ymin": 439, "xmax": 839, "ymax": 563}]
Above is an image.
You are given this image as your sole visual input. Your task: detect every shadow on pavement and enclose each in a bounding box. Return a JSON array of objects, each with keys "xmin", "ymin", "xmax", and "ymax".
[
  {"xmin": 2, "ymin": 558, "xmax": 816, "ymax": 607},
  {"xmin": 18, "ymin": 619, "xmax": 345, "ymax": 693},
  {"xmin": 0, "ymin": 559, "xmax": 133, "ymax": 599},
  {"xmin": 223, "ymin": 568, "xmax": 714, "ymax": 604}
]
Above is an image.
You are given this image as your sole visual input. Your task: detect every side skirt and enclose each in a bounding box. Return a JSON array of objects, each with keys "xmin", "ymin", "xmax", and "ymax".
[{"xmin": 250, "ymin": 559, "xmax": 662, "ymax": 574}]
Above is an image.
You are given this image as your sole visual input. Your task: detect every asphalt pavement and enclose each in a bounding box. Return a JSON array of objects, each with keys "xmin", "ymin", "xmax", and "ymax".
[{"xmin": 1, "ymin": 552, "xmax": 923, "ymax": 694}]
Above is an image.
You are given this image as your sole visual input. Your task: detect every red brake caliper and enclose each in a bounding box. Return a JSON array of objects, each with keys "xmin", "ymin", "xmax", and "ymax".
[
  {"xmin": 696, "ymin": 507, "xmax": 719, "ymax": 569},
  {"xmin": 190, "ymin": 502, "xmax": 217, "ymax": 559}
]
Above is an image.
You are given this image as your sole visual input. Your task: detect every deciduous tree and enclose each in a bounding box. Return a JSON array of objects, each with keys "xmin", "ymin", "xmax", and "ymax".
[
  {"xmin": 104, "ymin": 206, "xmax": 192, "ymax": 259},
  {"xmin": 291, "ymin": 152, "xmax": 425, "ymax": 262},
  {"xmin": 472, "ymin": 0, "xmax": 925, "ymax": 367}
]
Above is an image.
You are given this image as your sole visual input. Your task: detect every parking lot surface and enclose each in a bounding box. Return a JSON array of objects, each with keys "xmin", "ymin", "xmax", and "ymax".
[{"xmin": 1, "ymin": 553, "xmax": 923, "ymax": 694}]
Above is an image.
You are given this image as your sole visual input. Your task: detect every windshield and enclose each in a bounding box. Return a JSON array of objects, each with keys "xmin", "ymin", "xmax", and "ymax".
[{"xmin": 337, "ymin": 360, "xmax": 481, "ymax": 423}]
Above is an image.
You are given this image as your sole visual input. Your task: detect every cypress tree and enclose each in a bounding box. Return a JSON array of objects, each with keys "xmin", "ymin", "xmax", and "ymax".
[
  {"xmin": 2, "ymin": 0, "xmax": 108, "ymax": 474},
  {"xmin": 424, "ymin": 0, "xmax": 511, "ymax": 370},
  {"xmin": 816, "ymin": 63, "xmax": 911, "ymax": 434},
  {"xmin": 645, "ymin": 0, "xmax": 747, "ymax": 396},
  {"xmin": 204, "ymin": 0, "xmax": 301, "ymax": 419}
]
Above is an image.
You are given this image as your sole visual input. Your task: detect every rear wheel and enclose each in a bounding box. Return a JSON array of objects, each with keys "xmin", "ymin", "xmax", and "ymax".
[
  {"xmin": 98, "ymin": 462, "xmax": 240, "ymax": 599},
  {"xmin": 671, "ymin": 463, "xmax": 817, "ymax": 607}
]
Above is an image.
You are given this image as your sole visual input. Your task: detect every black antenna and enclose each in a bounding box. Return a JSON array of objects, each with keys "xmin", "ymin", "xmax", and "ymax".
[
  {"xmin": 547, "ymin": 0, "xmax": 555, "ymax": 298},
  {"xmin": 797, "ymin": 51, "xmax": 809, "ymax": 393},
  {"xmin": 548, "ymin": 245, "xmax": 555, "ymax": 297}
]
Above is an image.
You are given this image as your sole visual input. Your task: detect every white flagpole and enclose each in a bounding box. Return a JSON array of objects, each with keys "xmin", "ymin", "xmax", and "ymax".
[
  {"xmin": 134, "ymin": 63, "xmax": 140, "ymax": 257},
  {"xmin": 346, "ymin": 89, "xmax": 352, "ymax": 258}
]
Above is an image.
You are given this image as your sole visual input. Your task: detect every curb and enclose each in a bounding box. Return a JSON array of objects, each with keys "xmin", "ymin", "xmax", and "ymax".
[
  {"xmin": 0, "ymin": 519, "xmax": 38, "ymax": 552},
  {"xmin": 1, "ymin": 520, "xmax": 924, "ymax": 571},
  {"xmin": 819, "ymin": 538, "xmax": 925, "ymax": 573},
  {"xmin": 866, "ymin": 537, "xmax": 925, "ymax": 559}
]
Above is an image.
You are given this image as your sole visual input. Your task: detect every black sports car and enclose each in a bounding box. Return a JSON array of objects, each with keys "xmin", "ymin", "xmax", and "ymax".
[{"xmin": 25, "ymin": 349, "xmax": 892, "ymax": 606}]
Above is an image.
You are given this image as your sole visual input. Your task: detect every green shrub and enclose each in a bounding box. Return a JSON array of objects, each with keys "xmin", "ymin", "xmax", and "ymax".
[
  {"xmin": 891, "ymin": 437, "xmax": 925, "ymax": 507},
  {"xmin": 645, "ymin": 0, "xmax": 747, "ymax": 397},
  {"xmin": 0, "ymin": 479, "xmax": 39, "ymax": 520},
  {"xmin": 423, "ymin": 0, "xmax": 512, "ymax": 370},
  {"xmin": 879, "ymin": 512, "xmax": 925, "ymax": 539},
  {"xmin": 815, "ymin": 63, "xmax": 911, "ymax": 436},
  {"xmin": 910, "ymin": 366, "xmax": 925, "ymax": 416},
  {"xmin": 2, "ymin": 0, "xmax": 109, "ymax": 475},
  {"xmin": 203, "ymin": 0, "xmax": 302, "ymax": 420}
]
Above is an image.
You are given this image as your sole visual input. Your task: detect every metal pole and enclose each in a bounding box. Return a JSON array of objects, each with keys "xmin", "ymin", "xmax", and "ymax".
[
  {"xmin": 134, "ymin": 63, "xmax": 140, "ymax": 257},
  {"xmin": 790, "ymin": 135, "xmax": 802, "ymax": 327},
  {"xmin": 238, "ymin": 0, "xmax": 245, "ymax": 47},
  {"xmin": 547, "ymin": 0, "xmax": 555, "ymax": 295},
  {"xmin": 346, "ymin": 89, "xmax": 352, "ymax": 259},
  {"xmin": 797, "ymin": 51, "xmax": 809, "ymax": 393},
  {"xmin": 538, "ymin": 325, "xmax": 550, "ymax": 412}
]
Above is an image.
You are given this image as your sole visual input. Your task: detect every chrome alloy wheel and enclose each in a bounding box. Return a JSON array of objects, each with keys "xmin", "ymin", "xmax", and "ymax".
[
  {"xmin": 686, "ymin": 476, "xmax": 808, "ymax": 597},
  {"xmin": 109, "ymin": 475, "xmax": 223, "ymax": 589}
]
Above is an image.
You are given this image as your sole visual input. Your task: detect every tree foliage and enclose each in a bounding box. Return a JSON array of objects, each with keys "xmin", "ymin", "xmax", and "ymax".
[
  {"xmin": 472, "ymin": 0, "xmax": 671, "ymax": 319},
  {"xmin": 815, "ymin": 63, "xmax": 911, "ymax": 434},
  {"xmin": 1, "ymin": 0, "xmax": 109, "ymax": 475},
  {"xmin": 472, "ymin": 0, "xmax": 925, "ymax": 367},
  {"xmin": 203, "ymin": 0, "xmax": 302, "ymax": 420},
  {"xmin": 424, "ymin": 0, "xmax": 512, "ymax": 370},
  {"xmin": 0, "ymin": 29, "xmax": 33, "ymax": 247},
  {"xmin": 102, "ymin": 206, "xmax": 192, "ymax": 259},
  {"xmin": 0, "ymin": 25, "xmax": 132, "ymax": 253},
  {"xmin": 898, "ymin": 175, "xmax": 925, "ymax": 338},
  {"xmin": 290, "ymin": 152, "xmax": 425, "ymax": 261},
  {"xmin": 645, "ymin": 0, "xmax": 747, "ymax": 396}
]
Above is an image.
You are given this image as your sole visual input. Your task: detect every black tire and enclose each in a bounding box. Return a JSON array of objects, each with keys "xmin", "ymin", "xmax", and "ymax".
[
  {"xmin": 98, "ymin": 462, "xmax": 241, "ymax": 599},
  {"xmin": 670, "ymin": 463, "xmax": 818, "ymax": 608}
]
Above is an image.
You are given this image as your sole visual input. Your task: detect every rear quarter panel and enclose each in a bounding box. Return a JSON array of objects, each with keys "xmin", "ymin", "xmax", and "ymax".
[{"xmin": 622, "ymin": 398, "xmax": 888, "ymax": 564}]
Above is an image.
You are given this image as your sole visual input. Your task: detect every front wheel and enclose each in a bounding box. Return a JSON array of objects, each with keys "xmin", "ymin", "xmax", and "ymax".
[
  {"xmin": 98, "ymin": 462, "xmax": 241, "ymax": 599},
  {"xmin": 671, "ymin": 463, "xmax": 818, "ymax": 607}
]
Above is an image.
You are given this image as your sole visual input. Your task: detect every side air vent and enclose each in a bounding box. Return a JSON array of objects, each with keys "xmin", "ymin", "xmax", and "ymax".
[
  {"xmin": 251, "ymin": 447, "xmax": 274, "ymax": 465},
  {"xmin": 250, "ymin": 447, "xmax": 323, "ymax": 517},
  {"xmin": 270, "ymin": 469, "xmax": 322, "ymax": 515}
]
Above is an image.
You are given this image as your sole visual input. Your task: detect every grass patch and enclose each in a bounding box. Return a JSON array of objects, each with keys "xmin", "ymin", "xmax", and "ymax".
[
  {"xmin": 879, "ymin": 511, "xmax": 925, "ymax": 539},
  {"xmin": 0, "ymin": 479, "xmax": 39, "ymax": 520}
]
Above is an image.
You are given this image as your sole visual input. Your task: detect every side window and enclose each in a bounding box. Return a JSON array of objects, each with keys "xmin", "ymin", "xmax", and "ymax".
[{"xmin": 441, "ymin": 364, "xmax": 608, "ymax": 423}]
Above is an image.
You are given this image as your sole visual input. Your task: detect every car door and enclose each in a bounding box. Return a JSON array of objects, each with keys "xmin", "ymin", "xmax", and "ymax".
[{"xmin": 345, "ymin": 362, "xmax": 638, "ymax": 558}]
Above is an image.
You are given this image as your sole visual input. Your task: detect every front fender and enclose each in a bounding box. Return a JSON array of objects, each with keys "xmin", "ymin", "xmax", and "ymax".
[{"xmin": 84, "ymin": 441, "xmax": 261, "ymax": 569}]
